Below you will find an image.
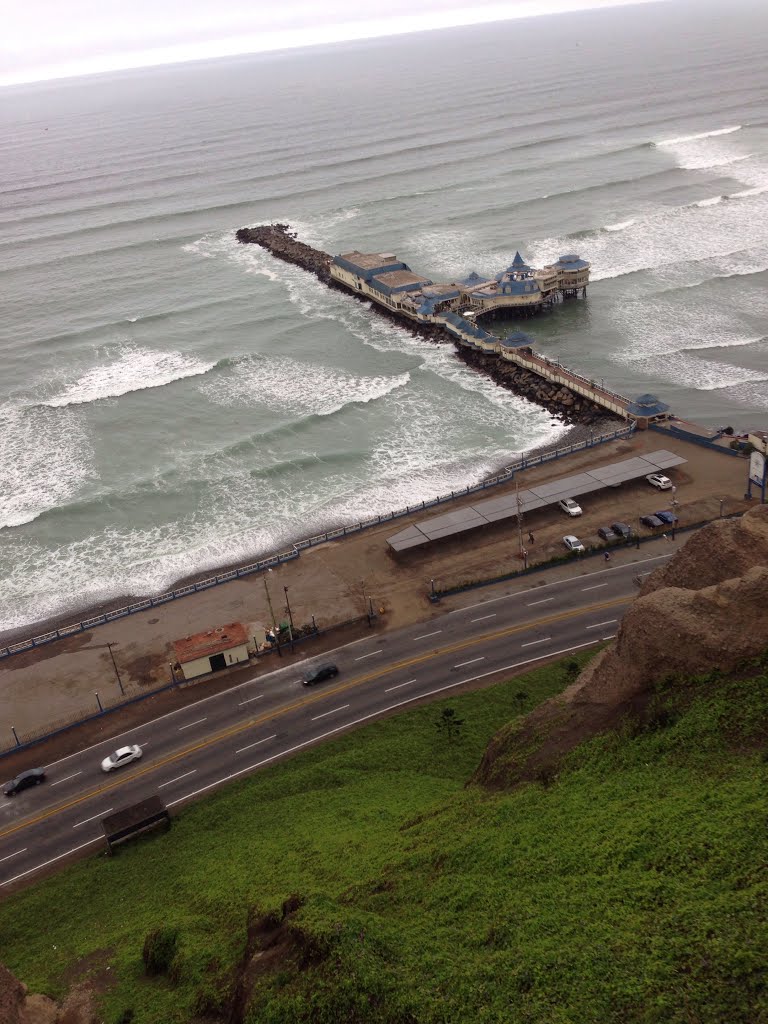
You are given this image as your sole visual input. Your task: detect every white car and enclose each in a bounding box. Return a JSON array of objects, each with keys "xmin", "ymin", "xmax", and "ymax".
[
  {"xmin": 563, "ymin": 535, "xmax": 585, "ymax": 553},
  {"xmin": 558, "ymin": 497, "xmax": 583, "ymax": 517},
  {"xmin": 101, "ymin": 744, "xmax": 143, "ymax": 773},
  {"xmin": 646, "ymin": 473, "xmax": 672, "ymax": 490}
]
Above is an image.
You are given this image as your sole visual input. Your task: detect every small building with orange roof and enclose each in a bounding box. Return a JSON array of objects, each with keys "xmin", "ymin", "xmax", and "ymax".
[{"xmin": 172, "ymin": 622, "xmax": 250, "ymax": 680}]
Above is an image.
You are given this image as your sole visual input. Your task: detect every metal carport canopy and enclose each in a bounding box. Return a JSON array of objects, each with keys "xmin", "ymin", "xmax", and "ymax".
[{"xmin": 386, "ymin": 450, "xmax": 686, "ymax": 552}]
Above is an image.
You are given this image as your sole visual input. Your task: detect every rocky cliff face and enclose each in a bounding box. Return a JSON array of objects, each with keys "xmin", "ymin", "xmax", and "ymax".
[{"xmin": 473, "ymin": 504, "xmax": 768, "ymax": 789}]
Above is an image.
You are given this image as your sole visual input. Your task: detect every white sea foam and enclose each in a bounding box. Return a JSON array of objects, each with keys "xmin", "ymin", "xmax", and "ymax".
[
  {"xmin": 654, "ymin": 125, "xmax": 742, "ymax": 146},
  {"xmin": 0, "ymin": 404, "xmax": 93, "ymax": 530},
  {"xmin": 604, "ymin": 218, "xmax": 636, "ymax": 231},
  {"xmin": 694, "ymin": 195, "xmax": 724, "ymax": 207},
  {"xmin": 43, "ymin": 344, "xmax": 216, "ymax": 407},
  {"xmin": 199, "ymin": 354, "xmax": 411, "ymax": 417}
]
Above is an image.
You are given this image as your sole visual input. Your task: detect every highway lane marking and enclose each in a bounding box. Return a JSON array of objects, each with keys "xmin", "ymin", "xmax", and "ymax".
[
  {"xmin": 454, "ymin": 657, "xmax": 485, "ymax": 668},
  {"xmin": 450, "ymin": 552, "xmax": 672, "ymax": 613},
  {"xmin": 581, "ymin": 583, "xmax": 608, "ymax": 591},
  {"xmin": 159, "ymin": 770, "xmax": 197, "ymax": 789},
  {"xmin": 521, "ymin": 637, "xmax": 551, "ymax": 647},
  {"xmin": 311, "ymin": 705, "xmax": 350, "ymax": 722},
  {"xmin": 0, "ymin": 848, "xmax": 26, "ymax": 864},
  {"xmin": 31, "ymin": 555, "xmax": 669, "ymax": 778},
  {"xmin": 0, "ymin": 595, "xmax": 630, "ymax": 843},
  {"xmin": 236, "ymin": 735, "xmax": 277, "ymax": 754},
  {"xmin": 73, "ymin": 808, "xmax": 112, "ymax": 829},
  {"xmin": 51, "ymin": 772, "xmax": 82, "ymax": 787},
  {"xmin": 602, "ymin": 635, "xmax": 616, "ymax": 641},
  {"xmin": 178, "ymin": 718, "xmax": 207, "ymax": 731},
  {"xmin": 355, "ymin": 650, "xmax": 382, "ymax": 661},
  {"xmin": 2, "ymin": 837, "xmax": 102, "ymax": 888},
  {"xmin": 385, "ymin": 679, "xmax": 416, "ymax": 693},
  {"xmin": 586, "ymin": 619, "xmax": 617, "ymax": 630},
  {"xmin": 471, "ymin": 613, "xmax": 496, "ymax": 622},
  {"xmin": 238, "ymin": 694, "xmax": 264, "ymax": 706},
  {"xmin": 164, "ymin": 639, "xmax": 603, "ymax": 813},
  {"xmin": 413, "ymin": 630, "xmax": 442, "ymax": 640},
  {"xmin": 527, "ymin": 597, "xmax": 554, "ymax": 606}
]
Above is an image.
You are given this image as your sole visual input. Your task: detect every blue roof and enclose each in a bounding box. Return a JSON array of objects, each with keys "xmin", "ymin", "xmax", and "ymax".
[
  {"xmin": 499, "ymin": 330, "xmax": 534, "ymax": 349},
  {"xmin": 625, "ymin": 393, "xmax": 670, "ymax": 417},
  {"xmin": 509, "ymin": 250, "xmax": 532, "ymax": 272},
  {"xmin": 456, "ymin": 271, "xmax": 489, "ymax": 287},
  {"xmin": 556, "ymin": 254, "xmax": 589, "ymax": 271},
  {"xmin": 499, "ymin": 278, "xmax": 541, "ymax": 296}
]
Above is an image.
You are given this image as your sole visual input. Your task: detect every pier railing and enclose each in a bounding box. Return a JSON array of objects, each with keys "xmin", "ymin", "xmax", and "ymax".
[{"xmin": 0, "ymin": 424, "xmax": 633, "ymax": 661}]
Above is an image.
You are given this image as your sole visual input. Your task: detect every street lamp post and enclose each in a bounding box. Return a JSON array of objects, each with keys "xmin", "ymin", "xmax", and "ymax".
[
  {"xmin": 106, "ymin": 641, "xmax": 125, "ymax": 695},
  {"xmin": 11, "ymin": 725, "xmax": 19, "ymax": 747},
  {"xmin": 95, "ymin": 691, "xmax": 103, "ymax": 712},
  {"xmin": 719, "ymin": 497, "xmax": 726, "ymax": 518}
]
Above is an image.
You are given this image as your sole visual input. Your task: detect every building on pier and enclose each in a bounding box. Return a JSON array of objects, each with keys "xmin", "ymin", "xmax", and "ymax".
[{"xmin": 330, "ymin": 247, "xmax": 589, "ymax": 324}]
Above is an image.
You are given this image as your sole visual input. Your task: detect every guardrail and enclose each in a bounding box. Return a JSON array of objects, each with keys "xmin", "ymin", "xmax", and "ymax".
[
  {"xmin": 0, "ymin": 613, "xmax": 374, "ymax": 760},
  {"xmin": 0, "ymin": 424, "xmax": 633, "ymax": 661}
]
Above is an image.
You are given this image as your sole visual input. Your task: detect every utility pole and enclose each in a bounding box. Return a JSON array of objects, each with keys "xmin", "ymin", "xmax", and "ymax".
[
  {"xmin": 361, "ymin": 579, "xmax": 372, "ymax": 626},
  {"xmin": 106, "ymin": 641, "xmax": 125, "ymax": 695},
  {"xmin": 515, "ymin": 479, "xmax": 525, "ymax": 560},
  {"xmin": 283, "ymin": 586, "xmax": 295, "ymax": 648},
  {"xmin": 264, "ymin": 573, "xmax": 281, "ymax": 657}
]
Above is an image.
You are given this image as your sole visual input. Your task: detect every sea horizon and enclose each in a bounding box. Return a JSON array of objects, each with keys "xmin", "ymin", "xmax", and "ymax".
[{"xmin": 1, "ymin": 0, "xmax": 767, "ymax": 634}]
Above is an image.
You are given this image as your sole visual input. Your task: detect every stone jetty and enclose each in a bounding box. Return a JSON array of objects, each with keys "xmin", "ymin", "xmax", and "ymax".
[{"xmin": 236, "ymin": 224, "xmax": 615, "ymax": 426}]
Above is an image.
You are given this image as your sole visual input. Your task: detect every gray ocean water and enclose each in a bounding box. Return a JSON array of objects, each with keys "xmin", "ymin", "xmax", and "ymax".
[{"xmin": 1, "ymin": 0, "xmax": 767, "ymax": 635}]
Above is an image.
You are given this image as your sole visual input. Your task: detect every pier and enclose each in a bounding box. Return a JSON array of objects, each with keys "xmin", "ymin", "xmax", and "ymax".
[{"xmin": 236, "ymin": 224, "xmax": 672, "ymax": 428}]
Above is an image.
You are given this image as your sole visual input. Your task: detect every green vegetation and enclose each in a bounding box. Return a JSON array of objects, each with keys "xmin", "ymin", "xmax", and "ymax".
[{"xmin": 0, "ymin": 651, "xmax": 766, "ymax": 1024}]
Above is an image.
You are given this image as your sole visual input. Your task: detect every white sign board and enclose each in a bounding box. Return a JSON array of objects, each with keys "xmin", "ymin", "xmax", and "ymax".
[{"xmin": 749, "ymin": 451, "xmax": 766, "ymax": 487}]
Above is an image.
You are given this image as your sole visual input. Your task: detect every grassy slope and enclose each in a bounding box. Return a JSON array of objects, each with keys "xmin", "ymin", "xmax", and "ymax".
[{"xmin": 0, "ymin": 653, "xmax": 765, "ymax": 1024}]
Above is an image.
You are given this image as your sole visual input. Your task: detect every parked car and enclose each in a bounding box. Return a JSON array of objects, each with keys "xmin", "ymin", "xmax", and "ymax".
[
  {"xmin": 101, "ymin": 744, "xmax": 143, "ymax": 773},
  {"xmin": 303, "ymin": 663, "xmax": 339, "ymax": 686},
  {"xmin": 563, "ymin": 535, "xmax": 585, "ymax": 553},
  {"xmin": 610, "ymin": 521, "xmax": 632, "ymax": 538},
  {"xmin": 655, "ymin": 510, "xmax": 679, "ymax": 525},
  {"xmin": 558, "ymin": 497, "xmax": 583, "ymax": 517},
  {"xmin": 640, "ymin": 514, "xmax": 664, "ymax": 529},
  {"xmin": 3, "ymin": 767, "xmax": 46, "ymax": 797},
  {"xmin": 646, "ymin": 473, "xmax": 672, "ymax": 490},
  {"xmin": 597, "ymin": 526, "xmax": 618, "ymax": 541}
]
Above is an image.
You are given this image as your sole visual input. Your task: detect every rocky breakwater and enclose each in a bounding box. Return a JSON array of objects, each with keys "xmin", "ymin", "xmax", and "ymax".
[
  {"xmin": 236, "ymin": 223, "xmax": 614, "ymax": 425},
  {"xmin": 456, "ymin": 345, "xmax": 609, "ymax": 426}
]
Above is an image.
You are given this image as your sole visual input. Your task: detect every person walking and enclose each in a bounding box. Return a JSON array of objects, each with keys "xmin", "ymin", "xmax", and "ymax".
[
  {"xmin": 528, "ymin": 531, "xmax": 535, "ymax": 544},
  {"xmin": 604, "ymin": 551, "xmax": 611, "ymax": 563}
]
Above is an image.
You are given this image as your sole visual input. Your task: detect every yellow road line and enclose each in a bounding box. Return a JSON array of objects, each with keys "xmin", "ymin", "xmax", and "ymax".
[{"xmin": 0, "ymin": 595, "xmax": 628, "ymax": 841}]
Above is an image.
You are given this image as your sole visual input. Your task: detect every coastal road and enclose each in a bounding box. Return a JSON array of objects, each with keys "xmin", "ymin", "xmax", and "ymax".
[{"xmin": 0, "ymin": 552, "xmax": 670, "ymax": 889}]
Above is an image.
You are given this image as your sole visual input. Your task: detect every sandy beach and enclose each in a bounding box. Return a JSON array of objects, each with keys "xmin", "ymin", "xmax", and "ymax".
[{"xmin": 0, "ymin": 428, "xmax": 752, "ymax": 744}]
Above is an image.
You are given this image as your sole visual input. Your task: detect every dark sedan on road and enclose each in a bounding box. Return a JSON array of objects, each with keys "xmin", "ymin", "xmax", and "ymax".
[
  {"xmin": 640, "ymin": 514, "xmax": 664, "ymax": 529},
  {"xmin": 303, "ymin": 663, "xmax": 339, "ymax": 686},
  {"xmin": 610, "ymin": 522, "xmax": 632, "ymax": 538},
  {"xmin": 655, "ymin": 510, "xmax": 679, "ymax": 525},
  {"xmin": 4, "ymin": 767, "xmax": 46, "ymax": 797},
  {"xmin": 597, "ymin": 526, "xmax": 618, "ymax": 541}
]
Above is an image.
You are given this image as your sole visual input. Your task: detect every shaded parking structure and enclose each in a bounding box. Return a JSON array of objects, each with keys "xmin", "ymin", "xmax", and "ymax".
[{"xmin": 387, "ymin": 450, "xmax": 686, "ymax": 554}]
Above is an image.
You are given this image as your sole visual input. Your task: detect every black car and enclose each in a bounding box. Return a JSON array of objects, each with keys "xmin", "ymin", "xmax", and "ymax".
[
  {"xmin": 655, "ymin": 510, "xmax": 679, "ymax": 525},
  {"xmin": 597, "ymin": 526, "xmax": 618, "ymax": 541},
  {"xmin": 303, "ymin": 663, "xmax": 339, "ymax": 686},
  {"xmin": 640, "ymin": 514, "xmax": 664, "ymax": 529},
  {"xmin": 610, "ymin": 522, "xmax": 632, "ymax": 539},
  {"xmin": 4, "ymin": 767, "xmax": 46, "ymax": 797}
]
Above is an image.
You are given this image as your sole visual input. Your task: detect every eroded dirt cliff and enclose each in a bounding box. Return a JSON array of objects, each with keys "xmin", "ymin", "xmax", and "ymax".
[{"xmin": 473, "ymin": 503, "xmax": 768, "ymax": 789}]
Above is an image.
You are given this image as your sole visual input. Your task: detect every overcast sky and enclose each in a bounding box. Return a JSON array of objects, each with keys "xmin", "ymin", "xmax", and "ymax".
[{"xmin": 2, "ymin": 0, "xmax": 664, "ymax": 87}]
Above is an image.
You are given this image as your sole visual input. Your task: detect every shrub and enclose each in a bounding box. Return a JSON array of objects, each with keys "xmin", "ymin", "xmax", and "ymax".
[{"xmin": 142, "ymin": 926, "xmax": 180, "ymax": 976}]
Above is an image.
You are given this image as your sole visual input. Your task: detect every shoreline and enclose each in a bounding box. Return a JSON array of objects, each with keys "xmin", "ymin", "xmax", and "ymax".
[{"xmin": 0, "ymin": 420, "xmax": 613, "ymax": 648}]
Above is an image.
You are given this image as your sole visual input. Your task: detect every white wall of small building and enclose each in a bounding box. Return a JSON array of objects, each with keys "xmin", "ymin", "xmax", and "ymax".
[{"xmin": 179, "ymin": 643, "xmax": 250, "ymax": 680}]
